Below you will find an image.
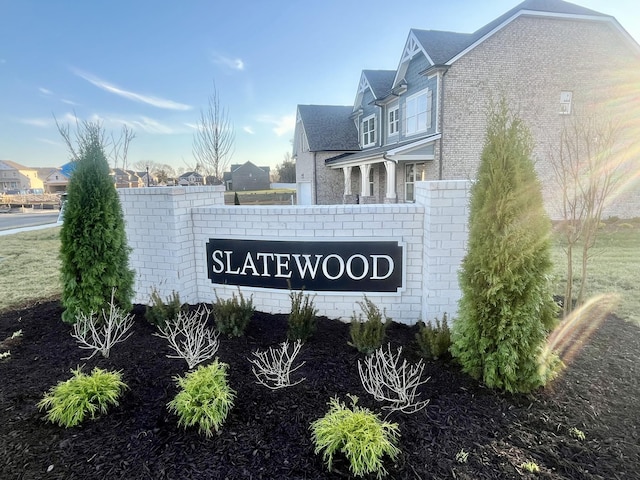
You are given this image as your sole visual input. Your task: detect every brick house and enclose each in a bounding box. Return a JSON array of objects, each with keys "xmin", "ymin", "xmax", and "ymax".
[{"xmin": 293, "ymin": 0, "xmax": 640, "ymax": 217}]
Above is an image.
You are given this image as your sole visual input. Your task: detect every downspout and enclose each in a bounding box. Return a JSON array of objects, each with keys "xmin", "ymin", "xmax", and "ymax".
[
  {"xmin": 313, "ymin": 152, "xmax": 317, "ymax": 204},
  {"xmin": 438, "ymin": 68, "xmax": 447, "ymax": 180}
]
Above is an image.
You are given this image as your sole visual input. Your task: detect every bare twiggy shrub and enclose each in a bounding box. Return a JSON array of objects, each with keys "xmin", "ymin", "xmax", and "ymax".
[
  {"xmin": 71, "ymin": 289, "xmax": 134, "ymax": 360},
  {"xmin": 248, "ymin": 340, "xmax": 306, "ymax": 389},
  {"xmin": 154, "ymin": 305, "xmax": 220, "ymax": 369},
  {"xmin": 358, "ymin": 344, "xmax": 430, "ymax": 414}
]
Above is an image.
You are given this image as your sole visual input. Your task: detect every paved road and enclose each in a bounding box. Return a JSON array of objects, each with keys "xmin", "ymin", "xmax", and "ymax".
[{"xmin": 0, "ymin": 211, "xmax": 60, "ymax": 231}]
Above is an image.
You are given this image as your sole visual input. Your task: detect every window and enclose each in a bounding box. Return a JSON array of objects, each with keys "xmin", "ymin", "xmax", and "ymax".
[
  {"xmin": 362, "ymin": 115, "xmax": 376, "ymax": 147},
  {"xmin": 560, "ymin": 91, "xmax": 572, "ymax": 115},
  {"xmin": 404, "ymin": 162, "xmax": 426, "ymax": 202},
  {"xmin": 368, "ymin": 168, "xmax": 374, "ymax": 196},
  {"xmin": 388, "ymin": 106, "xmax": 399, "ymax": 136},
  {"xmin": 405, "ymin": 89, "xmax": 432, "ymax": 135}
]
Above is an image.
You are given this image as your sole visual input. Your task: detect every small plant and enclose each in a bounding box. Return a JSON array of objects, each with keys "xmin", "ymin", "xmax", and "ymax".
[
  {"xmin": 249, "ymin": 340, "xmax": 306, "ymax": 389},
  {"xmin": 520, "ymin": 461, "xmax": 540, "ymax": 473},
  {"xmin": 145, "ymin": 287, "xmax": 186, "ymax": 328},
  {"xmin": 0, "ymin": 351, "xmax": 10, "ymax": 359},
  {"xmin": 154, "ymin": 305, "xmax": 220, "ymax": 369},
  {"xmin": 455, "ymin": 448, "xmax": 469, "ymax": 464},
  {"xmin": 569, "ymin": 427, "xmax": 586, "ymax": 441},
  {"xmin": 311, "ymin": 394, "xmax": 400, "ymax": 479},
  {"xmin": 168, "ymin": 361, "xmax": 236, "ymax": 437},
  {"xmin": 287, "ymin": 289, "xmax": 318, "ymax": 342},
  {"xmin": 38, "ymin": 367, "xmax": 127, "ymax": 428},
  {"xmin": 416, "ymin": 313, "xmax": 452, "ymax": 360},
  {"xmin": 358, "ymin": 344, "xmax": 430, "ymax": 414},
  {"xmin": 211, "ymin": 290, "xmax": 254, "ymax": 337},
  {"xmin": 349, "ymin": 296, "xmax": 390, "ymax": 354},
  {"xmin": 70, "ymin": 288, "xmax": 134, "ymax": 359},
  {"xmin": 10, "ymin": 329, "xmax": 23, "ymax": 339}
]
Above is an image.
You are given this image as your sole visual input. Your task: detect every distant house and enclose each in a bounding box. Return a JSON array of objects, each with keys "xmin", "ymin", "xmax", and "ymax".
[
  {"xmin": 43, "ymin": 168, "xmax": 71, "ymax": 193},
  {"xmin": 112, "ymin": 169, "xmax": 144, "ymax": 188},
  {"xmin": 178, "ymin": 171, "xmax": 205, "ymax": 186},
  {"xmin": 293, "ymin": 0, "xmax": 640, "ymax": 217},
  {"xmin": 223, "ymin": 162, "xmax": 270, "ymax": 191},
  {"xmin": 0, "ymin": 160, "xmax": 44, "ymax": 193}
]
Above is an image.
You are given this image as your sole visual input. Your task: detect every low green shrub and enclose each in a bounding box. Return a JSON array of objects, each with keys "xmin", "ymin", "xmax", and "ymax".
[
  {"xmin": 311, "ymin": 394, "xmax": 400, "ymax": 479},
  {"xmin": 145, "ymin": 288, "xmax": 186, "ymax": 328},
  {"xmin": 168, "ymin": 360, "xmax": 236, "ymax": 436},
  {"xmin": 349, "ymin": 296, "xmax": 390, "ymax": 354},
  {"xmin": 211, "ymin": 290, "xmax": 254, "ymax": 337},
  {"xmin": 38, "ymin": 367, "xmax": 127, "ymax": 428},
  {"xmin": 287, "ymin": 290, "xmax": 318, "ymax": 342},
  {"xmin": 415, "ymin": 313, "xmax": 452, "ymax": 359}
]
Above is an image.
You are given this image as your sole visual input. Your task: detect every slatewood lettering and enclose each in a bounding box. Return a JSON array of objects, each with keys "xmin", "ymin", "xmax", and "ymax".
[{"xmin": 206, "ymin": 239, "xmax": 403, "ymax": 292}]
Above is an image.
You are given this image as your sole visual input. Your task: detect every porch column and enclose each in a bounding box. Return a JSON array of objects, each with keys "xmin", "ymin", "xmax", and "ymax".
[
  {"xmin": 359, "ymin": 164, "xmax": 372, "ymax": 197},
  {"xmin": 384, "ymin": 161, "xmax": 397, "ymax": 201},
  {"xmin": 342, "ymin": 166, "xmax": 352, "ymax": 195}
]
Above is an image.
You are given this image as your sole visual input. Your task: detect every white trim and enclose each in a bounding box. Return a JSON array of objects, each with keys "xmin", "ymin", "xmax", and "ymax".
[
  {"xmin": 404, "ymin": 88, "xmax": 432, "ymax": 136},
  {"xmin": 388, "ymin": 105, "xmax": 400, "ymax": 138},
  {"xmin": 361, "ymin": 114, "xmax": 376, "ymax": 148},
  {"xmin": 393, "ymin": 31, "xmax": 434, "ymax": 89}
]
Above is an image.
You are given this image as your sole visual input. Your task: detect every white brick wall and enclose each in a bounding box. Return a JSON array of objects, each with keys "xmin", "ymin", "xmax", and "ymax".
[{"xmin": 119, "ymin": 181, "xmax": 471, "ymax": 325}]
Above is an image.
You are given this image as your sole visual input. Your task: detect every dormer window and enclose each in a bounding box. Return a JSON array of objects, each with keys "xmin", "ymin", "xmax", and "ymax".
[
  {"xmin": 405, "ymin": 88, "xmax": 432, "ymax": 136},
  {"xmin": 388, "ymin": 106, "xmax": 399, "ymax": 136},
  {"xmin": 362, "ymin": 115, "xmax": 376, "ymax": 147}
]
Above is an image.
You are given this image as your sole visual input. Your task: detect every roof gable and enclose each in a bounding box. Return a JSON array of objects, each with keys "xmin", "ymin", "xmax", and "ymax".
[{"xmin": 297, "ymin": 105, "xmax": 359, "ymax": 152}]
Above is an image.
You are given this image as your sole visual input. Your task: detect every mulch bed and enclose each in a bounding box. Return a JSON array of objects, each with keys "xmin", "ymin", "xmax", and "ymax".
[{"xmin": 0, "ymin": 300, "xmax": 638, "ymax": 479}]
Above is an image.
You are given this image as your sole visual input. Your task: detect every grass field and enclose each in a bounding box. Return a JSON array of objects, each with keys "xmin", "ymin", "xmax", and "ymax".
[{"xmin": 0, "ymin": 221, "xmax": 638, "ymax": 325}]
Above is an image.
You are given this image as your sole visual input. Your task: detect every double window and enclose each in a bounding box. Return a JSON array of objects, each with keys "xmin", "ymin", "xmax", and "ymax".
[
  {"xmin": 405, "ymin": 89, "xmax": 432, "ymax": 135},
  {"xmin": 388, "ymin": 106, "xmax": 399, "ymax": 136},
  {"xmin": 362, "ymin": 115, "xmax": 376, "ymax": 147},
  {"xmin": 405, "ymin": 162, "xmax": 426, "ymax": 202}
]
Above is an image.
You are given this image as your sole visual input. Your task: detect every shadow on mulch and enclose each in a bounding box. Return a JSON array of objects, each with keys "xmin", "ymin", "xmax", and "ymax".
[{"xmin": 0, "ymin": 301, "xmax": 638, "ymax": 479}]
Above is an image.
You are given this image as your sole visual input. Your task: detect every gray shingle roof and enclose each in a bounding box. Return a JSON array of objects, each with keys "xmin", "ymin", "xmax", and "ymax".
[
  {"xmin": 413, "ymin": 0, "xmax": 610, "ymax": 65},
  {"xmin": 362, "ymin": 70, "xmax": 396, "ymax": 99},
  {"xmin": 297, "ymin": 105, "xmax": 360, "ymax": 151}
]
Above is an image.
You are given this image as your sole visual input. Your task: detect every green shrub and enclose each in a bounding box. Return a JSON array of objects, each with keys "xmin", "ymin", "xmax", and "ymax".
[
  {"xmin": 450, "ymin": 100, "xmax": 560, "ymax": 393},
  {"xmin": 287, "ymin": 290, "xmax": 318, "ymax": 342},
  {"xmin": 38, "ymin": 367, "xmax": 127, "ymax": 427},
  {"xmin": 211, "ymin": 290, "xmax": 254, "ymax": 337},
  {"xmin": 167, "ymin": 361, "xmax": 236, "ymax": 436},
  {"xmin": 416, "ymin": 314, "xmax": 451, "ymax": 359},
  {"xmin": 145, "ymin": 287, "xmax": 186, "ymax": 328},
  {"xmin": 311, "ymin": 394, "xmax": 400, "ymax": 479},
  {"xmin": 349, "ymin": 296, "xmax": 390, "ymax": 354},
  {"xmin": 59, "ymin": 122, "xmax": 134, "ymax": 324}
]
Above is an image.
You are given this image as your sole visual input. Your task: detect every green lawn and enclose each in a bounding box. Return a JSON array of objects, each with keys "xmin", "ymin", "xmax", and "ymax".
[{"xmin": 0, "ymin": 222, "xmax": 638, "ymax": 325}]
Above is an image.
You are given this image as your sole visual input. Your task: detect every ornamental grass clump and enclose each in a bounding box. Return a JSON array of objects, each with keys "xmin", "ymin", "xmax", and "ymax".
[
  {"xmin": 145, "ymin": 287, "xmax": 186, "ymax": 328},
  {"xmin": 38, "ymin": 367, "xmax": 127, "ymax": 428},
  {"xmin": 211, "ymin": 290, "xmax": 254, "ymax": 337},
  {"xmin": 349, "ymin": 296, "xmax": 390, "ymax": 354},
  {"xmin": 287, "ymin": 289, "xmax": 318, "ymax": 342},
  {"xmin": 311, "ymin": 394, "xmax": 400, "ymax": 479},
  {"xmin": 415, "ymin": 313, "xmax": 452, "ymax": 360},
  {"xmin": 168, "ymin": 361, "xmax": 236, "ymax": 437}
]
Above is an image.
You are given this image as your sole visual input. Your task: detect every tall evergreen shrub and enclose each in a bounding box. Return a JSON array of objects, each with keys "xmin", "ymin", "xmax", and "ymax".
[
  {"xmin": 450, "ymin": 100, "xmax": 559, "ymax": 393},
  {"xmin": 60, "ymin": 123, "xmax": 134, "ymax": 324}
]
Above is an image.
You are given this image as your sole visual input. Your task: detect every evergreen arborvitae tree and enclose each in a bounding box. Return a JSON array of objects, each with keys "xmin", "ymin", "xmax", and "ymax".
[
  {"xmin": 60, "ymin": 123, "xmax": 135, "ymax": 324},
  {"xmin": 450, "ymin": 100, "xmax": 559, "ymax": 393}
]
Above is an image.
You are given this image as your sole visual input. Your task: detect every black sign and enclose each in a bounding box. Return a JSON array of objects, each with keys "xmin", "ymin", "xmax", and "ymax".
[{"xmin": 206, "ymin": 238, "xmax": 403, "ymax": 292}]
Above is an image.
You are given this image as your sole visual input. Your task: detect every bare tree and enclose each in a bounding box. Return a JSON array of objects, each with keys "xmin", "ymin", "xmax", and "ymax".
[
  {"xmin": 549, "ymin": 110, "xmax": 625, "ymax": 316},
  {"xmin": 110, "ymin": 125, "xmax": 136, "ymax": 171},
  {"xmin": 275, "ymin": 152, "xmax": 296, "ymax": 183},
  {"xmin": 192, "ymin": 82, "xmax": 235, "ymax": 183},
  {"xmin": 55, "ymin": 115, "xmax": 135, "ymax": 169}
]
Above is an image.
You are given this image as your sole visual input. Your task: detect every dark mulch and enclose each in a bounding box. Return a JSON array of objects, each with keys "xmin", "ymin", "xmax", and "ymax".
[{"xmin": 0, "ymin": 300, "xmax": 638, "ymax": 479}]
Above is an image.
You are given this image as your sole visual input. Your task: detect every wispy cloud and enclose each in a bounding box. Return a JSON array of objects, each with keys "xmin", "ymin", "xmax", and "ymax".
[
  {"xmin": 37, "ymin": 138, "xmax": 62, "ymax": 147},
  {"xmin": 39, "ymin": 87, "xmax": 53, "ymax": 95},
  {"xmin": 211, "ymin": 53, "xmax": 245, "ymax": 71},
  {"xmin": 71, "ymin": 68, "xmax": 192, "ymax": 111},
  {"xmin": 20, "ymin": 117, "xmax": 51, "ymax": 127},
  {"xmin": 61, "ymin": 98, "xmax": 80, "ymax": 106},
  {"xmin": 243, "ymin": 126, "xmax": 255, "ymax": 135},
  {"xmin": 256, "ymin": 114, "xmax": 296, "ymax": 137}
]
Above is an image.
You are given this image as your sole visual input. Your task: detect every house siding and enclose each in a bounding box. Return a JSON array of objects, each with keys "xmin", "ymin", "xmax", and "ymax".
[{"xmin": 442, "ymin": 16, "xmax": 640, "ymax": 218}]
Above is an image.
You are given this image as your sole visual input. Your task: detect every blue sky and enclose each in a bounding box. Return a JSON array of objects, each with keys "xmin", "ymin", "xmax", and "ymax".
[{"xmin": 1, "ymin": 0, "xmax": 638, "ymax": 172}]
